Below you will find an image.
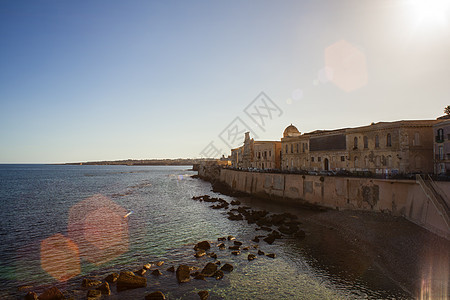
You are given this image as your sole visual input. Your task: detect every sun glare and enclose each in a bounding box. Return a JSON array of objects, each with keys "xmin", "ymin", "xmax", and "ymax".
[{"xmin": 409, "ymin": 0, "xmax": 450, "ymax": 26}]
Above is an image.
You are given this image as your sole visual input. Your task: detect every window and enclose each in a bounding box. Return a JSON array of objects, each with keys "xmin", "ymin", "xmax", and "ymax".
[
  {"xmin": 387, "ymin": 155, "xmax": 393, "ymax": 168},
  {"xmin": 291, "ymin": 144, "xmax": 293, "ymax": 153},
  {"xmin": 286, "ymin": 145, "xmax": 288, "ymax": 154},
  {"xmin": 386, "ymin": 133, "xmax": 392, "ymax": 147},
  {"xmin": 269, "ymin": 150, "xmax": 271, "ymax": 157},
  {"xmin": 439, "ymin": 146, "xmax": 444, "ymax": 160},
  {"xmin": 354, "ymin": 156, "xmax": 359, "ymax": 168},
  {"xmin": 302, "ymin": 143, "xmax": 305, "ymax": 152},
  {"xmin": 413, "ymin": 132, "xmax": 420, "ymax": 146},
  {"xmin": 341, "ymin": 156, "xmax": 345, "ymax": 162},
  {"xmin": 296, "ymin": 143, "xmax": 299, "ymax": 153},
  {"xmin": 436, "ymin": 129, "xmax": 444, "ymax": 142},
  {"xmin": 264, "ymin": 151, "xmax": 267, "ymax": 159},
  {"xmin": 354, "ymin": 137, "xmax": 358, "ymax": 149},
  {"xmin": 375, "ymin": 135, "xmax": 380, "ymax": 148},
  {"xmin": 318, "ymin": 157, "xmax": 322, "ymax": 162},
  {"xmin": 363, "ymin": 136, "xmax": 368, "ymax": 149},
  {"xmin": 375, "ymin": 156, "xmax": 381, "ymax": 167},
  {"xmin": 258, "ymin": 152, "xmax": 261, "ymax": 159},
  {"xmin": 311, "ymin": 157, "xmax": 315, "ymax": 162}
]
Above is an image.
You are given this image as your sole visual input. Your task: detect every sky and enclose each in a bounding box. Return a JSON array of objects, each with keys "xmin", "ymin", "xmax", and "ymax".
[{"xmin": 0, "ymin": 0, "xmax": 449, "ymax": 163}]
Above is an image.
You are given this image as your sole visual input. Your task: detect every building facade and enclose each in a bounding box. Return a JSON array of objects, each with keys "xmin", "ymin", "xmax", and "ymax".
[
  {"xmin": 434, "ymin": 115, "xmax": 450, "ymax": 174},
  {"xmin": 281, "ymin": 120, "xmax": 436, "ymax": 174},
  {"xmin": 252, "ymin": 141, "xmax": 281, "ymax": 170}
]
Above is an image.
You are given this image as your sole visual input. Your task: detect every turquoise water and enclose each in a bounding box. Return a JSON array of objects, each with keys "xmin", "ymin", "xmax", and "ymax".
[{"xmin": 0, "ymin": 165, "xmax": 409, "ymax": 299}]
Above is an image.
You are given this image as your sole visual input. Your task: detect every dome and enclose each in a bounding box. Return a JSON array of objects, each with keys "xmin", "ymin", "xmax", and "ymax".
[{"xmin": 283, "ymin": 124, "xmax": 300, "ymax": 137}]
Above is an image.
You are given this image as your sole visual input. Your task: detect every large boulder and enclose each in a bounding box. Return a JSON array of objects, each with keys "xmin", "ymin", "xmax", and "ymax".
[
  {"xmin": 38, "ymin": 287, "xmax": 64, "ymax": 300},
  {"xmin": 116, "ymin": 271, "xmax": 147, "ymax": 291},
  {"xmin": 176, "ymin": 265, "xmax": 191, "ymax": 283},
  {"xmin": 201, "ymin": 262, "xmax": 217, "ymax": 277},
  {"xmin": 145, "ymin": 291, "xmax": 166, "ymax": 300},
  {"xmin": 194, "ymin": 241, "xmax": 211, "ymax": 251}
]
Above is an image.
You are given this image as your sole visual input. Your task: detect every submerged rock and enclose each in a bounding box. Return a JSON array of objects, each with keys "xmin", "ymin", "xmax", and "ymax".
[
  {"xmin": 145, "ymin": 291, "xmax": 166, "ymax": 300},
  {"xmin": 96, "ymin": 282, "xmax": 111, "ymax": 295},
  {"xmin": 135, "ymin": 268, "xmax": 147, "ymax": 276},
  {"xmin": 116, "ymin": 271, "xmax": 147, "ymax": 291},
  {"xmin": 258, "ymin": 250, "xmax": 265, "ymax": 256},
  {"xmin": 266, "ymin": 253, "xmax": 276, "ymax": 258},
  {"xmin": 214, "ymin": 270, "xmax": 224, "ymax": 280},
  {"xmin": 176, "ymin": 265, "xmax": 191, "ymax": 283},
  {"xmin": 38, "ymin": 287, "xmax": 64, "ymax": 300},
  {"xmin": 198, "ymin": 290, "xmax": 209, "ymax": 300},
  {"xmin": 82, "ymin": 278, "xmax": 102, "ymax": 288},
  {"xmin": 151, "ymin": 269, "xmax": 162, "ymax": 276},
  {"xmin": 227, "ymin": 235, "xmax": 235, "ymax": 241},
  {"xmin": 155, "ymin": 261, "xmax": 164, "ymax": 266},
  {"xmin": 208, "ymin": 252, "xmax": 218, "ymax": 259},
  {"xmin": 87, "ymin": 289, "xmax": 101, "ymax": 300},
  {"xmin": 201, "ymin": 262, "xmax": 218, "ymax": 277},
  {"xmin": 248, "ymin": 254, "xmax": 257, "ymax": 261},
  {"xmin": 24, "ymin": 292, "xmax": 38, "ymax": 300},
  {"xmin": 220, "ymin": 263, "xmax": 234, "ymax": 272},
  {"xmin": 231, "ymin": 251, "xmax": 240, "ymax": 256},
  {"xmin": 105, "ymin": 273, "xmax": 119, "ymax": 283},
  {"xmin": 195, "ymin": 249, "xmax": 207, "ymax": 258},
  {"xmin": 218, "ymin": 237, "xmax": 226, "ymax": 241},
  {"xmin": 228, "ymin": 245, "xmax": 240, "ymax": 250},
  {"xmin": 167, "ymin": 266, "xmax": 175, "ymax": 272},
  {"xmin": 194, "ymin": 241, "xmax": 211, "ymax": 251},
  {"xmin": 217, "ymin": 243, "xmax": 226, "ymax": 250}
]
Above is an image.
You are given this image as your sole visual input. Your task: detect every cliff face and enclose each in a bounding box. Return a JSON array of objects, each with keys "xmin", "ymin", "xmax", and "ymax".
[{"xmin": 198, "ymin": 162, "xmax": 221, "ymax": 182}]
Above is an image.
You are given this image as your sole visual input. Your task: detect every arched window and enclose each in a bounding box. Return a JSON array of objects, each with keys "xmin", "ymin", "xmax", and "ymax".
[
  {"xmin": 437, "ymin": 129, "xmax": 444, "ymax": 142},
  {"xmin": 354, "ymin": 137, "xmax": 358, "ymax": 149},
  {"xmin": 363, "ymin": 136, "xmax": 368, "ymax": 149},
  {"xmin": 375, "ymin": 135, "xmax": 380, "ymax": 148},
  {"xmin": 386, "ymin": 133, "xmax": 392, "ymax": 147}
]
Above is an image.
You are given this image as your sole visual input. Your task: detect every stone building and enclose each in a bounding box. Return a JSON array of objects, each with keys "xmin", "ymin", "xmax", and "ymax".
[
  {"xmin": 281, "ymin": 120, "xmax": 436, "ymax": 174},
  {"xmin": 230, "ymin": 147, "xmax": 243, "ymax": 168},
  {"xmin": 434, "ymin": 115, "xmax": 450, "ymax": 174},
  {"xmin": 252, "ymin": 141, "xmax": 282, "ymax": 170}
]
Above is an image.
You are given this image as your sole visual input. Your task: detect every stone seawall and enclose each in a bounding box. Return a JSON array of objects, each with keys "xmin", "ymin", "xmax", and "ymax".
[{"xmin": 199, "ymin": 166, "xmax": 450, "ymax": 239}]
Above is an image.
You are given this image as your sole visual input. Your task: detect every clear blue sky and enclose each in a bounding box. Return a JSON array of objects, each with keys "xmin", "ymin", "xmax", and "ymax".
[{"xmin": 1, "ymin": 0, "xmax": 449, "ymax": 163}]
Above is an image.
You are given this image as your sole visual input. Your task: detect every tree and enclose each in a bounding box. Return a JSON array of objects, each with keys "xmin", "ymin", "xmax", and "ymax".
[{"xmin": 445, "ymin": 105, "xmax": 450, "ymax": 115}]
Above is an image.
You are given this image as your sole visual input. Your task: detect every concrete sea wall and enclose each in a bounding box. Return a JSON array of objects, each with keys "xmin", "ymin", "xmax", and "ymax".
[{"xmin": 200, "ymin": 167, "xmax": 450, "ymax": 239}]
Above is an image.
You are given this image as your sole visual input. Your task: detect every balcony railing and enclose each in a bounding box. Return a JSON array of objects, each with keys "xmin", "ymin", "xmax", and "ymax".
[{"xmin": 435, "ymin": 136, "xmax": 444, "ymax": 143}]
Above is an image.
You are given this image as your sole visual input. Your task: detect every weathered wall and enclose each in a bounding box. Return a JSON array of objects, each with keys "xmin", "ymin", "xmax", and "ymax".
[{"xmin": 219, "ymin": 169, "xmax": 450, "ymax": 239}]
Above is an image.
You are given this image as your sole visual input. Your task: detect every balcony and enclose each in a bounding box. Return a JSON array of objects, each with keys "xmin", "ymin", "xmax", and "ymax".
[{"xmin": 435, "ymin": 136, "xmax": 444, "ymax": 143}]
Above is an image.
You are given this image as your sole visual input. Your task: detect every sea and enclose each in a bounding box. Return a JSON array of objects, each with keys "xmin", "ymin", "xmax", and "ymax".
[{"xmin": 0, "ymin": 164, "xmax": 410, "ymax": 299}]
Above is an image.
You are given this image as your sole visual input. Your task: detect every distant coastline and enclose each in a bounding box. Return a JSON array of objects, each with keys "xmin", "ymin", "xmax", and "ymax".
[{"xmin": 61, "ymin": 158, "xmax": 216, "ymax": 166}]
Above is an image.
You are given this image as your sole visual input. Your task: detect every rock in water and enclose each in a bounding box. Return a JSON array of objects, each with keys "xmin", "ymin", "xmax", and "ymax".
[
  {"xmin": 231, "ymin": 251, "xmax": 240, "ymax": 256},
  {"xmin": 135, "ymin": 268, "xmax": 147, "ymax": 276},
  {"xmin": 24, "ymin": 292, "xmax": 38, "ymax": 300},
  {"xmin": 263, "ymin": 235, "xmax": 276, "ymax": 245},
  {"xmin": 176, "ymin": 265, "xmax": 191, "ymax": 283},
  {"xmin": 96, "ymin": 282, "xmax": 111, "ymax": 295},
  {"xmin": 156, "ymin": 261, "xmax": 164, "ymax": 266},
  {"xmin": 266, "ymin": 253, "xmax": 276, "ymax": 258},
  {"xmin": 217, "ymin": 243, "xmax": 226, "ymax": 250},
  {"xmin": 194, "ymin": 241, "xmax": 211, "ymax": 251},
  {"xmin": 87, "ymin": 289, "xmax": 101, "ymax": 300},
  {"xmin": 233, "ymin": 241, "xmax": 243, "ymax": 246},
  {"xmin": 104, "ymin": 273, "xmax": 119, "ymax": 283},
  {"xmin": 195, "ymin": 249, "xmax": 207, "ymax": 258},
  {"xmin": 248, "ymin": 254, "xmax": 257, "ymax": 261},
  {"xmin": 145, "ymin": 291, "xmax": 166, "ymax": 300},
  {"xmin": 227, "ymin": 235, "xmax": 235, "ymax": 241},
  {"xmin": 214, "ymin": 270, "xmax": 224, "ymax": 280},
  {"xmin": 38, "ymin": 287, "xmax": 64, "ymax": 300},
  {"xmin": 258, "ymin": 250, "xmax": 265, "ymax": 256},
  {"xmin": 201, "ymin": 262, "xmax": 218, "ymax": 277},
  {"xmin": 220, "ymin": 263, "xmax": 234, "ymax": 272},
  {"xmin": 116, "ymin": 271, "xmax": 147, "ymax": 291},
  {"xmin": 228, "ymin": 245, "xmax": 240, "ymax": 250},
  {"xmin": 82, "ymin": 278, "xmax": 102, "ymax": 288},
  {"xmin": 151, "ymin": 269, "xmax": 162, "ymax": 276},
  {"xmin": 167, "ymin": 266, "xmax": 175, "ymax": 272},
  {"xmin": 143, "ymin": 263, "xmax": 152, "ymax": 270},
  {"xmin": 198, "ymin": 290, "xmax": 209, "ymax": 300}
]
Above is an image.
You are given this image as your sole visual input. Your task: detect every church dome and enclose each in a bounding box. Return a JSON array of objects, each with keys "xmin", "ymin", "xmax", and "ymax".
[{"xmin": 283, "ymin": 124, "xmax": 300, "ymax": 137}]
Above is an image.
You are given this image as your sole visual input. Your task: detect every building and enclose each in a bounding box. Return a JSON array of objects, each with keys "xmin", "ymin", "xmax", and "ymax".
[
  {"xmin": 281, "ymin": 120, "xmax": 437, "ymax": 174},
  {"xmin": 252, "ymin": 141, "xmax": 281, "ymax": 170},
  {"xmin": 434, "ymin": 115, "xmax": 450, "ymax": 174}
]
